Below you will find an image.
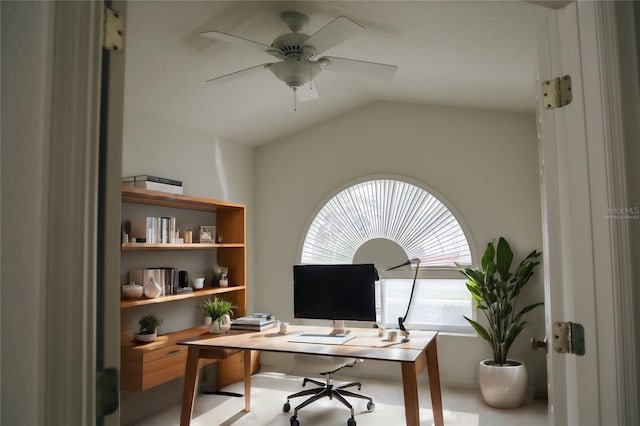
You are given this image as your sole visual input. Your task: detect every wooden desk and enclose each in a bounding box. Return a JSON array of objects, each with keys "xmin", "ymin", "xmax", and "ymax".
[{"xmin": 179, "ymin": 326, "xmax": 443, "ymax": 426}]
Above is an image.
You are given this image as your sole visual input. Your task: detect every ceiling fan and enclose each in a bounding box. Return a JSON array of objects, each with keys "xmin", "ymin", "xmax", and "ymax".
[{"xmin": 201, "ymin": 11, "xmax": 398, "ymax": 102}]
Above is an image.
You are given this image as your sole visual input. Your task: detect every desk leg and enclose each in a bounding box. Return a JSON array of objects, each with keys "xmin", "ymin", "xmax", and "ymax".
[
  {"xmin": 180, "ymin": 346, "xmax": 201, "ymax": 426},
  {"xmin": 401, "ymin": 361, "xmax": 420, "ymax": 426},
  {"xmin": 243, "ymin": 350, "xmax": 252, "ymax": 412},
  {"xmin": 426, "ymin": 338, "xmax": 444, "ymax": 426}
]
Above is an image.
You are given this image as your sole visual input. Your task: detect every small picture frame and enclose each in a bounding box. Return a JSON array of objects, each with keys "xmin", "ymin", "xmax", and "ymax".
[{"xmin": 199, "ymin": 225, "xmax": 216, "ymax": 243}]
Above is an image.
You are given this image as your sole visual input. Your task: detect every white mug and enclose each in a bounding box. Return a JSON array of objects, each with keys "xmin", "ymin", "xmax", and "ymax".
[
  {"xmin": 192, "ymin": 277, "xmax": 205, "ymax": 289},
  {"xmin": 279, "ymin": 322, "xmax": 289, "ymax": 333}
]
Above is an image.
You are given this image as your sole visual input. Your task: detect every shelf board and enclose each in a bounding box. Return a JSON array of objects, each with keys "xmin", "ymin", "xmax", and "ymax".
[
  {"xmin": 121, "ymin": 326, "xmax": 211, "ymax": 351},
  {"xmin": 121, "ymin": 187, "xmax": 244, "ymax": 212},
  {"xmin": 121, "ymin": 242, "xmax": 244, "ymax": 251},
  {"xmin": 120, "ymin": 285, "xmax": 246, "ymax": 308}
]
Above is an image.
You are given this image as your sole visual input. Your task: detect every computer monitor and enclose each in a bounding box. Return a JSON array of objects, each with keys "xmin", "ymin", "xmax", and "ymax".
[{"xmin": 293, "ymin": 263, "xmax": 378, "ymax": 335}]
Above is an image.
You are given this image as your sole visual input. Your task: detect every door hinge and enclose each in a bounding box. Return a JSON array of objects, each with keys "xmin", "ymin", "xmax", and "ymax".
[
  {"xmin": 96, "ymin": 367, "xmax": 119, "ymax": 417},
  {"xmin": 553, "ymin": 321, "xmax": 585, "ymax": 356},
  {"xmin": 542, "ymin": 75, "xmax": 572, "ymax": 109},
  {"xmin": 103, "ymin": 7, "xmax": 124, "ymax": 52}
]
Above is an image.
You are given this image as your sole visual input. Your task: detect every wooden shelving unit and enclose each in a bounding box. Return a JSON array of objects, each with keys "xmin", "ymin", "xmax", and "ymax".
[{"xmin": 120, "ymin": 187, "xmax": 250, "ymax": 392}]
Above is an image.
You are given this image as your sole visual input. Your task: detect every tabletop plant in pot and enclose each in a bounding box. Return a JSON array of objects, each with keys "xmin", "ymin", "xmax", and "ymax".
[
  {"xmin": 460, "ymin": 237, "xmax": 543, "ymax": 408},
  {"xmin": 201, "ymin": 296, "xmax": 235, "ymax": 334},
  {"xmin": 135, "ymin": 314, "xmax": 163, "ymax": 343}
]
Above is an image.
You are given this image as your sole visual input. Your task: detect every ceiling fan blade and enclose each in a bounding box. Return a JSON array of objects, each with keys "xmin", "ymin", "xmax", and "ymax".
[
  {"xmin": 206, "ymin": 63, "xmax": 271, "ymax": 84},
  {"xmin": 305, "ymin": 16, "xmax": 365, "ymax": 56},
  {"xmin": 320, "ymin": 56, "xmax": 398, "ymax": 80},
  {"xmin": 296, "ymin": 84, "xmax": 319, "ymax": 103},
  {"xmin": 200, "ymin": 31, "xmax": 282, "ymax": 58}
]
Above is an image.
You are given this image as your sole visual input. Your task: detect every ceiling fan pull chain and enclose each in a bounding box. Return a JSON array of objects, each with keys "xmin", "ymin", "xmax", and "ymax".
[
  {"xmin": 309, "ymin": 61, "xmax": 313, "ymax": 90},
  {"xmin": 293, "ymin": 88, "xmax": 297, "ymax": 112}
]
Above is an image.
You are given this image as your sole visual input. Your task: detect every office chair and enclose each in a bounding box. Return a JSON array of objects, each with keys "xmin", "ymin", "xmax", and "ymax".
[{"xmin": 283, "ymin": 356, "xmax": 375, "ymax": 426}]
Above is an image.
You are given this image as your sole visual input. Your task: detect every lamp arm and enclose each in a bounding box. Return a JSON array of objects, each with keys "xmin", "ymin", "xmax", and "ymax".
[{"xmin": 398, "ymin": 259, "xmax": 420, "ymax": 332}]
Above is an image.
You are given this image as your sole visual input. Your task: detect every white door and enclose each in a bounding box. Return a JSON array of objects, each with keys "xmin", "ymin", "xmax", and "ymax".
[{"xmin": 536, "ymin": 2, "xmax": 637, "ymax": 425}]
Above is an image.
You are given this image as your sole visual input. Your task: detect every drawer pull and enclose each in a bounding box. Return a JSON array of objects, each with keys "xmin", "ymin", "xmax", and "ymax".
[{"xmin": 165, "ymin": 349, "xmax": 181, "ymax": 356}]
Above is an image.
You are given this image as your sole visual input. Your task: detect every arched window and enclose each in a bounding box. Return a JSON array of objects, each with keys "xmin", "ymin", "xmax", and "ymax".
[
  {"xmin": 302, "ymin": 179, "xmax": 471, "ymax": 266},
  {"xmin": 300, "ymin": 178, "xmax": 474, "ymax": 332}
]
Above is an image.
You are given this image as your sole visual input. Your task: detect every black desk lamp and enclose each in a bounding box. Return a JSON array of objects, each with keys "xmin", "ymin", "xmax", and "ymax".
[{"xmin": 386, "ymin": 258, "xmax": 421, "ymax": 342}]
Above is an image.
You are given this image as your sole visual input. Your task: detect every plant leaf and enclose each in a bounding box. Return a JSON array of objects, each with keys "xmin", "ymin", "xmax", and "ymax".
[
  {"xmin": 481, "ymin": 241, "xmax": 495, "ymax": 271},
  {"xmin": 464, "ymin": 316, "xmax": 491, "ymax": 342},
  {"xmin": 496, "ymin": 237, "xmax": 514, "ymax": 281}
]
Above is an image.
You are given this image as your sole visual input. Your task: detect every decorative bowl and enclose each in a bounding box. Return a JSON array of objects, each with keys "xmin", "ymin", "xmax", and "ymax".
[{"xmin": 121, "ymin": 284, "xmax": 143, "ymax": 299}]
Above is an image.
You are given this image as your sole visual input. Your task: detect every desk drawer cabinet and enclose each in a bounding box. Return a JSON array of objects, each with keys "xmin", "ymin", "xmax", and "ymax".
[
  {"xmin": 122, "ymin": 343, "xmax": 188, "ymax": 391},
  {"xmin": 121, "ymin": 327, "xmax": 216, "ymax": 392}
]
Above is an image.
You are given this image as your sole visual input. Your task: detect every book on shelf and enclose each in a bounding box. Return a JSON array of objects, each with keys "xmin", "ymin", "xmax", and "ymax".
[
  {"xmin": 122, "ymin": 175, "xmax": 183, "ymax": 186},
  {"xmin": 129, "ymin": 216, "xmax": 176, "ymax": 244},
  {"xmin": 133, "ymin": 180, "xmax": 183, "ymax": 195}
]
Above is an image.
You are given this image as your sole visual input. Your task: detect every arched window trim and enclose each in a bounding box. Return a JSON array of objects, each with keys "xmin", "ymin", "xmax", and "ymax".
[{"xmin": 297, "ymin": 174, "xmax": 477, "ymax": 268}]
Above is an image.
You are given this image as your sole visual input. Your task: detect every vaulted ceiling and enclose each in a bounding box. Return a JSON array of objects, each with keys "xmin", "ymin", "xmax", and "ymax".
[{"xmin": 124, "ymin": 1, "xmax": 553, "ymax": 146}]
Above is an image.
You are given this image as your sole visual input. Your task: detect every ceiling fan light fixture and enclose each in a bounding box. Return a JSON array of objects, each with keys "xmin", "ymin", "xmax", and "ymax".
[{"xmin": 268, "ymin": 59, "xmax": 321, "ymax": 89}]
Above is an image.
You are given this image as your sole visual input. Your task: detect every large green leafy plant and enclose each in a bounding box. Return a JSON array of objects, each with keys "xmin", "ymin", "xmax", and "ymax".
[{"xmin": 460, "ymin": 237, "xmax": 543, "ymax": 365}]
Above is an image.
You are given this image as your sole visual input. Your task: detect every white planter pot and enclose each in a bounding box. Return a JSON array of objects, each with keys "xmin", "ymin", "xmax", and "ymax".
[
  {"xmin": 209, "ymin": 320, "xmax": 222, "ymax": 334},
  {"xmin": 478, "ymin": 359, "xmax": 528, "ymax": 408},
  {"xmin": 135, "ymin": 331, "xmax": 157, "ymax": 343}
]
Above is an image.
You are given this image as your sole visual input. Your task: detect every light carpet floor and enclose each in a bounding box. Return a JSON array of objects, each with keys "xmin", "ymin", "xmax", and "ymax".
[{"xmin": 128, "ymin": 371, "xmax": 549, "ymax": 426}]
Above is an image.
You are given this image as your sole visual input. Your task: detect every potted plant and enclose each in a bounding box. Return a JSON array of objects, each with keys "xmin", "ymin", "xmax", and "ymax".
[
  {"xmin": 135, "ymin": 314, "xmax": 163, "ymax": 343},
  {"xmin": 201, "ymin": 297, "xmax": 235, "ymax": 334},
  {"xmin": 460, "ymin": 237, "xmax": 543, "ymax": 408},
  {"xmin": 212, "ymin": 264, "xmax": 223, "ymax": 286}
]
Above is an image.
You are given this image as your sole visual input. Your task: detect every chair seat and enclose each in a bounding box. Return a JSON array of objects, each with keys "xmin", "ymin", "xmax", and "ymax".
[{"xmin": 293, "ymin": 355, "xmax": 356, "ymax": 374}]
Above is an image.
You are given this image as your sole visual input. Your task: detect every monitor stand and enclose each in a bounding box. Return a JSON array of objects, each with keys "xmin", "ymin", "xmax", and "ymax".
[{"xmin": 329, "ymin": 320, "xmax": 349, "ymax": 336}]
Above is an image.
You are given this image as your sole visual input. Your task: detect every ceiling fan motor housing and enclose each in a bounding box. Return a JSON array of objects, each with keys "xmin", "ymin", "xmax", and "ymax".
[{"xmin": 271, "ymin": 33, "xmax": 316, "ymax": 60}]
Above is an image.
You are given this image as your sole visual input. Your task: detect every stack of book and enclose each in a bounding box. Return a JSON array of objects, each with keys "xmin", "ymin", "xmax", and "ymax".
[
  {"xmin": 130, "ymin": 216, "xmax": 177, "ymax": 244},
  {"xmin": 122, "ymin": 175, "xmax": 183, "ymax": 195},
  {"xmin": 231, "ymin": 314, "xmax": 278, "ymax": 331}
]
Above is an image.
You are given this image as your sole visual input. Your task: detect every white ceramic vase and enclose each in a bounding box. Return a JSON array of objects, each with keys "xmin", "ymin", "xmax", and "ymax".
[
  {"xmin": 478, "ymin": 359, "xmax": 528, "ymax": 408},
  {"xmin": 220, "ymin": 314, "xmax": 231, "ymax": 333},
  {"xmin": 143, "ymin": 276, "xmax": 162, "ymax": 298}
]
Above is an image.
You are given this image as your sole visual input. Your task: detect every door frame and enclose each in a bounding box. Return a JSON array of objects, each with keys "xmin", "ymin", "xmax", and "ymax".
[
  {"xmin": 43, "ymin": 0, "xmax": 637, "ymax": 424},
  {"xmin": 538, "ymin": 1, "xmax": 638, "ymax": 425},
  {"xmin": 44, "ymin": 1, "xmax": 124, "ymax": 425},
  {"xmin": 45, "ymin": 1, "xmax": 104, "ymax": 424}
]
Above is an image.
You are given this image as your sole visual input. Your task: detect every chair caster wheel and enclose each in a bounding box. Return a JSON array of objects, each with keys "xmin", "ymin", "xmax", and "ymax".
[
  {"xmin": 290, "ymin": 415, "xmax": 300, "ymax": 426},
  {"xmin": 283, "ymin": 402, "xmax": 291, "ymax": 413},
  {"xmin": 367, "ymin": 401, "xmax": 375, "ymax": 411},
  {"xmin": 347, "ymin": 417, "xmax": 356, "ymax": 426}
]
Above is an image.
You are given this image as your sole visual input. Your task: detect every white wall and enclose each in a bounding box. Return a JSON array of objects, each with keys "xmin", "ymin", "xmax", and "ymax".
[
  {"xmin": 1, "ymin": 2, "xmax": 53, "ymax": 424},
  {"xmin": 120, "ymin": 107, "xmax": 255, "ymax": 423},
  {"xmin": 254, "ymin": 101, "xmax": 547, "ymax": 394}
]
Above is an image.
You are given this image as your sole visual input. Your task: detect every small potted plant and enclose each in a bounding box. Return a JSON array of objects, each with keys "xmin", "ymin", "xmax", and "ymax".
[
  {"xmin": 201, "ymin": 297, "xmax": 235, "ymax": 334},
  {"xmin": 135, "ymin": 314, "xmax": 163, "ymax": 343},
  {"xmin": 212, "ymin": 264, "xmax": 223, "ymax": 286},
  {"xmin": 459, "ymin": 237, "xmax": 543, "ymax": 408}
]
